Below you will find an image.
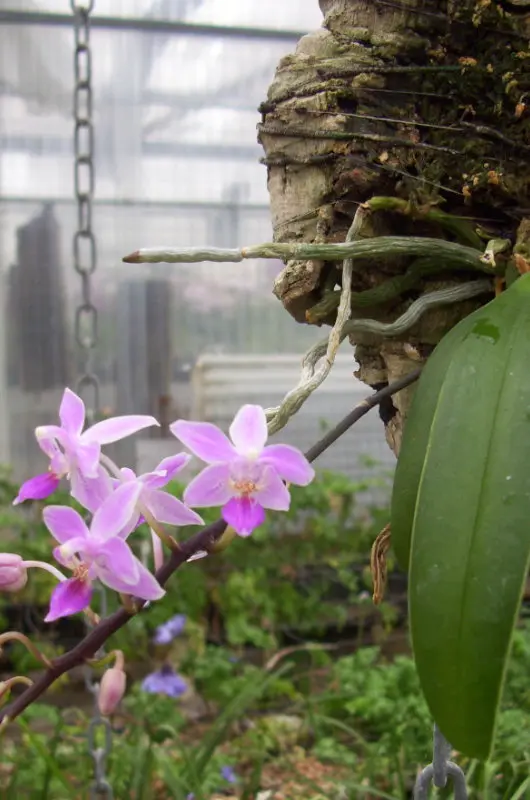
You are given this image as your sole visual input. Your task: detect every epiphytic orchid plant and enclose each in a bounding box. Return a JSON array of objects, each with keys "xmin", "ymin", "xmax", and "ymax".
[{"xmin": 0, "ymin": 374, "xmax": 411, "ymax": 727}]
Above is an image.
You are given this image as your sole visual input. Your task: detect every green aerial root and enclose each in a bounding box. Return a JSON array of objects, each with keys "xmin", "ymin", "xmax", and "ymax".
[{"xmin": 306, "ymin": 197, "xmax": 505, "ymax": 323}]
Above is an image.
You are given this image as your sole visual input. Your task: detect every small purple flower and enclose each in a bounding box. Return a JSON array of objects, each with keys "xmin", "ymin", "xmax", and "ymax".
[
  {"xmin": 220, "ymin": 765, "xmax": 238, "ymax": 784},
  {"xmin": 42, "ymin": 482, "xmax": 164, "ymax": 622},
  {"xmin": 170, "ymin": 405, "xmax": 315, "ymax": 537},
  {"xmin": 118, "ymin": 453, "xmax": 203, "ymax": 536},
  {"xmin": 153, "ymin": 614, "xmax": 187, "ymax": 645},
  {"xmin": 141, "ymin": 664, "xmax": 188, "ymax": 697},
  {"xmin": 14, "ymin": 388, "xmax": 159, "ymax": 511}
]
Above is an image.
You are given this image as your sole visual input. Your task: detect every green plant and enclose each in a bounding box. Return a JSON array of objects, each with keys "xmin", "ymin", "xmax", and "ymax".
[{"xmin": 304, "ymin": 622, "xmax": 530, "ymax": 798}]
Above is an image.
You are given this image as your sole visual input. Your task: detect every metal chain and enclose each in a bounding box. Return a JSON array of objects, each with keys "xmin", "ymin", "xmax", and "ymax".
[
  {"xmin": 71, "ymin": 0, "xmax": 99, "ymax": 421},
  {"xmin": 71, "ymin": 3, "xmax": 111, "ymax": 796},
  {"xmin": 414, "ymin": 725, "xmax": 468, "ymax": 799}
]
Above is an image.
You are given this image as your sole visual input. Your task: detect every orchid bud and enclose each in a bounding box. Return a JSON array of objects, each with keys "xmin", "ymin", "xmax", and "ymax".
[
  {"xmin": 98, "ymin": 667, "xmax": 126, "ymax": 716},
  {"xmin": 0, "ymin": 554, "xmax": 27, "ymax": 592}
]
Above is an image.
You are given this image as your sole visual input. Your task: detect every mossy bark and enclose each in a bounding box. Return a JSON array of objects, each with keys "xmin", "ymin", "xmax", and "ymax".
[{"xmin": 258, "ymin": 0, "xmax": 530, "ymax": 454}]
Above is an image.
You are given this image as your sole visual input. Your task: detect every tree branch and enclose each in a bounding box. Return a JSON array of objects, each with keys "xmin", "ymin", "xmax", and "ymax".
[{"xmin": 0, "ymin": 368, "xmax": 421, "ymax": 724}]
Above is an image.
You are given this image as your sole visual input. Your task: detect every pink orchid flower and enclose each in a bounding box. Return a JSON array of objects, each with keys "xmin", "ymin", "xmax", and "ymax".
[
  {"xmin": 170, "ymin": 405, "xmax": 315, "ymax": 537},
  {"xmin": 14, "ymin": 388, "xmax": 159, "ymax": 511},
  {"xmin": 117, "ymin": 453, "xmax": 204, "ymax": 570},
  {"xmin": 42, "ymin": 482, "xmax": 164, "ymax": 622},
  {"xmin": 117, "ymin": 453, "xmax": 204, "ymax": 536}
]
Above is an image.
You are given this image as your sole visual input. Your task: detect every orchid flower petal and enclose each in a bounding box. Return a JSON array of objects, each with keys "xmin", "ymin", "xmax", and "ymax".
[
  {"xmin": 150, "ymin": 528, "xmax": 164, "ymax": 572},
  {"xmin": 45, "ymin": 578, "xmax": 92, "ymax": 622},
  {"xmin": 141, "ymin": 453, "xmax": 191, "ymax": 489},
  {"xmin": 70, "ymin": 467, "xmax": 113, "ymax": 513},
  {"xmin": 261, "ymin": 444, "xmax": 315, "ymax": 486},
  {"xmin": 222, "ymin": 497, "xmax": 265, "ymax": 537},
  {"xmin": 229, "ymin": 405, "xmax": 268, "ymax": 456},
  {"xmin": 170, "ymin": 420, "xmax": 236, "ymax": 463},
  {"xmin": 59, "ymin": 388, "xmax": 85, "ymax": 436},
  {"xmin": 145, "ymin": 490, "xmax": 204, "ymax": 527},
  {"xmin": 13, "ymin": 472, "xmax": 60, "ymax": 505},
  {"xmin": 183, "ymin": 463, "xmax": 232, "ymax": 507},
  {"xmin": 101, "ymin": 558, "xmax": 165, "ymax": 601},
  {"xmin": 115, "ymin": 508, "xmax": 142, "ymax": 540},
  {"xmin": 86, "ymin": 415, "xmax": 159, "ymax": 445},
  {"xmin": 35, "ymin": 426, "xmax": 70, "ymax": 467},
  {"xmin": 254, "ymin": 467, "xmax": 291, "ymax": 511},
  {"xmin": 52, "ymin": 545, "xmax": 70, "ymax": 568},
  {"xmin": 91, "ymin": 482, "xmax": 142, "ymax": 541},
  {"xmin": 75, "ymin": 440, "xmax": 101, "ymax": 478},
  {"xmin": 119, "ymin": 467, "xmax": 137, "ymax": 482},
  {"xmin": 42, "ymin": 506, "xmax": 89, "ymax": 545},
  {"xmin": 93, "ymin": 538, "xmax": 140, "ymax": 586},
  {"xmin": 57, "ymin": 536, "xmax": 89, "ymax": 562}
]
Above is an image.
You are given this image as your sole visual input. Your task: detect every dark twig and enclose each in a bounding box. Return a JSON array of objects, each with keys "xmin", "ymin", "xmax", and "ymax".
[
  {"xmin": 305, "ymin": 367, "xmax": 422, "ymax": 462},
  {"xmin": 0, "ymin": 368, "xmax": 422, "ymax": 723}
]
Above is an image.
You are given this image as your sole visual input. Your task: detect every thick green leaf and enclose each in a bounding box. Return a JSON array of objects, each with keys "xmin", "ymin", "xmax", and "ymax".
[
  {"xmin": 391, "ymin": 306, "xmax": 489, "ymax": 571},
  {"xmin": 409, "ymin": 274, "xmax": 530, "ymax": 759}
]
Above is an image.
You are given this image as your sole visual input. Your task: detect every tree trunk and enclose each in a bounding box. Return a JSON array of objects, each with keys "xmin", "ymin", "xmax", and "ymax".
[{"xmin": 258, "ymin": 0, "xmax": 530, "ymax": 454}]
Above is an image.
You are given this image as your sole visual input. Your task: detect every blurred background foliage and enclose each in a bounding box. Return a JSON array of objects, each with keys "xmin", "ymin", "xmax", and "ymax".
[{"xmin": 1, "ymin": 468, "xmax": 530, "ymax": 798}]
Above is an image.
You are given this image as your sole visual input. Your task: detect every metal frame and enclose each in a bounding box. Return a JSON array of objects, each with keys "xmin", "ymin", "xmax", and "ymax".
[
  {"xmin": 0, "ymin": 196, "xmax": 269, "ymax": 212},
  {"xmin": 0, "ymin": 10, "xmax": 305, "ymax": 42},
  {"xmin": 0, "ymin": 134, "xmax": 261, "ymax": 161}
]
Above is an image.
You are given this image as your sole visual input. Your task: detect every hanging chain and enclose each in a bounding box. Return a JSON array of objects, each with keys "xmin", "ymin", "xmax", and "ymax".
[
  {"xmin": 71, "ymin": 0, "xmax": 99, "ymax": 421},
  {"xmin": 71, "ymin": 3, "xmax": 112, "ymax": 796},
  {"xmin": 414, "ymin": 725, "xmax": 468, "ymax": 799}
]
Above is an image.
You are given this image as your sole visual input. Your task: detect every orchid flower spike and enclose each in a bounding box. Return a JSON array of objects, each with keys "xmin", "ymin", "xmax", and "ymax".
[
  {"xmin": 14, "ymin": 388, "xmax": 159, "ymax": 511},
  {"xmin": 42, "ymin": 482, "xmax": 165, "ymax": 622},
  {"xmin": 170, "ymin": 405, "xmax": 315, "ymax": 536}
]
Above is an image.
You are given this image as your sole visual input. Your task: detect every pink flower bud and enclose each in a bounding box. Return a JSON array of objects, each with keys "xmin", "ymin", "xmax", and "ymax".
[
  {"xmin": 0, "ymin": 554, "xmax": 27, "ymax": 592},
  {"xmin": 98, "ymin": 667, "xmax": 126, "ymax": 716}
]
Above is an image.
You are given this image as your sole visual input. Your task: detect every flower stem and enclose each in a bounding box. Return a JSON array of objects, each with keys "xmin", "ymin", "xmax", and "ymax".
[
  {"xmin": 0, "ymin": 633, "xmax": 52, "ymax": 668},
  {"xmin": 87, "ymin": 649, "xmax": 124, "ymax": 671},
  {"xmin": 119, "ymin": 593, "xmax": 138, "ymax": 614},
  {"xmin": 139, "ymin": 504, "xmax": 179, "ymax": 553},
  {"xmin": 0, "ymin": 676, "xmax": 33, "ymax": 702},
  {"xmin": 99, "ymin": 453, "xmax": 123, "ymax": 480},
  {"xmin": 21, "ymin": 560, "xmax": 67, "ymax": 584}
]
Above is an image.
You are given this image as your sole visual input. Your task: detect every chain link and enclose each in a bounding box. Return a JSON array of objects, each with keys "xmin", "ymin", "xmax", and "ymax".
[
  {"xmin": 414, "ymin": 725, "xmax": 468, "ymax": 799},
  {"xmin": 71, "ymin": 3, "xmax": 111, "ymax": 796},
  {"xmin": 71, "ymin": 0, "xmax": 99, "ymax": 421}
]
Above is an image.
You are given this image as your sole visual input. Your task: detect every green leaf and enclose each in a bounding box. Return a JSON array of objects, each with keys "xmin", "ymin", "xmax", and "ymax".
[
  {"xmin": 408, "ymin": 274, "xmax": 530, "ymax": 759},
  {"xmin": 391, "ymin": 307, "xmax": 484, "ymax": 571}
]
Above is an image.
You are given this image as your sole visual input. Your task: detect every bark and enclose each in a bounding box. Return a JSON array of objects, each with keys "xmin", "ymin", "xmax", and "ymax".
[{"xmin": 258, "ymin": 0, "xmax": 530, "ymax": 454}]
